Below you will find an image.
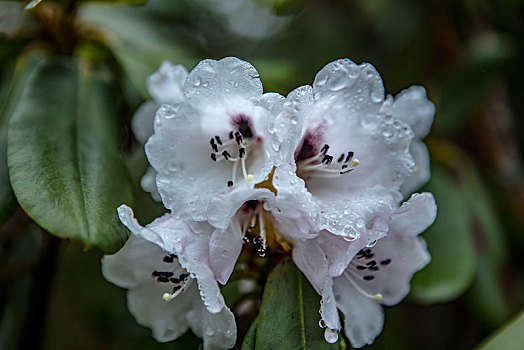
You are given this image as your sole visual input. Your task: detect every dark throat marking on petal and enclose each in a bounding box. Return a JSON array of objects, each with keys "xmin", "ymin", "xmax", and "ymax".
[
  {"xmin": 208, "ymin": 115, "xmax": 260, "ymax": 187},
  {"xmin": 232, "ymin": 113, "xmax": 254, "ymax": 138},
  {"xmin": 295, "ymin": 129, "xmax": 360, "ymax": 180}
]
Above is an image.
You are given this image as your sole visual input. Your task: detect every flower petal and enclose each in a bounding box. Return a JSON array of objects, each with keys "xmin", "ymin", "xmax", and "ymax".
[
  {"xmin": 184, "ymin": 57, "xmax": 263, "ymax": 107},
  {"xmin": 132, "ymin": 101, "xmax": 159, "ymax": 144},
  {"xmin": 361, "ymin": 232, "xmax": 430, "ymax": 305},
  {"xmin": 400, "ymin": 140, "xmax": 431, "ymax": 196},
  {"xmin": 147, "ymin": 61, "xmax": 188, "ymax": 104},
  {"xmin": 333, "ymin": 274, "xmax": 385, "ymax": 348},
  {"xmin": 389, "ymin": 192, "xmax": 437, "ymax": 237},
  {"xmin": 140, "ymin": 166, "xmax": 162, "ymax": 202},
  {"xmin": 292, "ymin": 240, "xmax": 341, "ymax": 331},
  {"xmin": 388, "ymin": 86, "xmax": 435, "ymax": 138},
  {"xmin": 208, "ymin": 215, "xmax": 243, "ymax": 284}
]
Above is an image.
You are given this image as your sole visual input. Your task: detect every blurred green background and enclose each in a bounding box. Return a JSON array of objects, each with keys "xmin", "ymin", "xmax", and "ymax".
[{"xmin": 1, "ymin": 0, "xmax": 523, "ymax": 349}]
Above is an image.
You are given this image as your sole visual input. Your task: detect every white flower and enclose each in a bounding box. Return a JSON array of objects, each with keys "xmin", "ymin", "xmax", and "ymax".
[
  {"xmin": 264, "ymin": 58, "xmax": 436, "ymax": 341},
  {"xmin": 103, "ymin": 205, "xmax": 239, "ymax": 348},
  {"xmin": 192, "ymin": 0, "xmax": 290, "ymax": 39},
  {"xmin": 268, "ymin": 59, "xmax": 426, "ymax": 245},
  {"xmin": 294, "ymin": 193, "xmax": 436, "ymax": 348},
  {"xmin": 145, "ymin": 57, "xmax": 290, "ymax": 229},
  {"xmin": 132, "ymin": 61, "xmax": 189, "ymax": 201}
]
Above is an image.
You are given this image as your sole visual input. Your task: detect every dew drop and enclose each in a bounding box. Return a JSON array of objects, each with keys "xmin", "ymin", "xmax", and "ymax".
[
  {"xmin": 324, "ymin": 328, "xmax": 339, "ymax": 344},
  {"xmin": 356, "ymin": 218, "xmax": 366, "ymax": 229},
  {"xmin": 367, "ymin": 240, "xmax": 378, "ymax": 248},
  {"xmin": 205, "ymin": 327, "xmax": 215, "ymax": 336},
  {"xmin": 193, "ymin": 77, "xmax": 201, "ymax": 86},
  {"xmin": 328, "ymin": 74, "xmax": 349, "ymax": 91}
]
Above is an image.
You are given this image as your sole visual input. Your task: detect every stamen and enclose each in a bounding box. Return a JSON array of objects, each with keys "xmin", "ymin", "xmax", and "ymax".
[
  {"xmin": 343, "ymin": 271, "xmax": 382, "ymax": 301},
  {"xmin": 344, "ymin": 151, "xmax": 354, "ymax": 163},
  {"xmin": 239, "ymin": 148, "xmax": 245, "ymax": 158},
  {"xmin": 227, "ymin": 180, "xmax": 233, "ymax": 187},
  {"xmin": 214, "ymin": 136, "xmax": 222, "ymax": 145},
  {"xmin": 337, "ymin": 153, "xmax": 345, "ymax": 163},
  {"xmin": 222, "ymin": 150, "xmax": 231, "ymax": 160},
  {"xmin": 211, "ymin": 153, "xmax": 217, "ymax": 162},
  {"xmin": 229, "ymin": 131, "xmax": 234, "ymax": 139},
  {"xmin": 258, "ymin": 212, "xmax": 266, "ymax": 249},
  {"xmin": 161, "ymin": 274, "xmax": 193, "ymax": 302}
]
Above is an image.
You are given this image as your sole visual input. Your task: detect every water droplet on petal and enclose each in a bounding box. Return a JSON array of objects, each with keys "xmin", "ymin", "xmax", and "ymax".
[
  {"xmin": 205, "ymin": 327, "xmax": 214, "ymax": 336},
  {"xmin": 324, "ymin": 328, "xmax": 339, "ymax": 343}
]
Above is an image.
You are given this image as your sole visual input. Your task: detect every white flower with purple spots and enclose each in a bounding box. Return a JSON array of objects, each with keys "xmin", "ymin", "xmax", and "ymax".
[
  {"xmin": 102, "ymin": 206, "xmax": 237, "ymax": 349},
  {"xmin": 265, "ymin": 58, "xmax": 436, "ymax": 342},
  {"xmin": 293, "ymin": 193, "xmax": 436, "ymax": 348},
  {"xmin": 107, "ymin": 56, "xmax": 437, "ymax": 349},
  {"xmin": 145, "ymin": 57, "xmax": 295, "ymax": 230}
]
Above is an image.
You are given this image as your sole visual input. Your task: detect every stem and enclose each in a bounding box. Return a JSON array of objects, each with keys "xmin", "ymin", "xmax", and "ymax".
[{"xmin": 19, "ymin": 233, "xmax": 60, "ymax": 350}]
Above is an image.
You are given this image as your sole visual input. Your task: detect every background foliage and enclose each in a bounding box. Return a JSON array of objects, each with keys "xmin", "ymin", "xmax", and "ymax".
[{"xmin": 0, "ymin": 0, "xmax": 523, "ymax": 349}]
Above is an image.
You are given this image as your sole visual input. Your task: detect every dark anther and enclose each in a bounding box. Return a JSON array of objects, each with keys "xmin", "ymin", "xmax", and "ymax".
[
  {"xmin": 253, "ymin": 235, "xmax": 263, "ymax": 245},
  {"xmin": 170, "ymin": 277, "xmax": 181, "ymax": 284},
  {"xmin": 235, "ymin": 131, "xmax": 243, "ymax": 145},
  {"xmin": 180, "ymin": 273, "xmax": 190, "ymax": 280},
  {"xmin": 322, "ymin": 155, "xmax": 333, "ymax": 164},
  {"xmin": 356, "ymin": 265, "xmax": 367, "ymax": 270},
  {"xmin": 366, "ymin": 260, "xmax": 377, "ymax": 267},
  {"xmin": 341, "ymin": 165, "xmax": 348, "ymax": 169},
  {"xmin": 337, "ymin": 153, "xmax": 345, "ymax": 163},
  {"xmin": 242, "ymin": 236, "xmax": 250, "ymax": 244},
  {"xmin": 320, "ymin": 144, "xmax": 330, "ymax": 155},
  {"xmin": 210, "ymin": 138, "xmax": 215, "ymax": 146},
  {"xmin": 239, "ymin": 148, "xmax": 245, "ymax": 158},
  {"xmin": 212, "ymin": 143, "xmax": 218, "ymax": 152},
  {"xmin": 227, "ymin": 180, "xmax": 233, "ymax": 187},
  {"xmin": 229, "ymin": 131, "xmax": 234, "ymax": 139},
  {"xmin": 345, "ymin": 151, "xmax": 354, "ymax": 163},
  {"xmin": 157, "ymin": 277, "xmax": 169, "ymax": 283},
  {"xmin": 368, "ymin": 266, "xmax": 379, "ymax": 271},
  {"xmin": 211, "ymin": 153, "xmax": 217, "ymax": 162},
  {"xmin": 214, "ymin": 136, "xmax": 222, "ymax": 145},
  {"xmin": 257, "ymin": 247, "xmax": 266, "ymax": 257},
  {"xmin": 248, "ymin": 226, "xmax": 256, "ymax": 233},
  {"xmin": 172, "ymin": 285, "xmax": 182, "ymax": 292},
  {"xmin": 380, "ymin": 259, "xmax": 391, "ymax": 266},
  {"xmin": 222, "ymin": 150, "xmax": 231, "ymax": 160},
  {"xmin": 163, "ymin": 255, "xmax": 174, "ymax": 263},
  {"xmin": 363, "ymin": 275, "xmax": 375, "ymax": 281}
]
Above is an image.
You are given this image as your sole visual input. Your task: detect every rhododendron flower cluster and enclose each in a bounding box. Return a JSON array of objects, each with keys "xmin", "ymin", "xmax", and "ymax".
[{"xmin": 102, "ymin": 57, "xmax": 437, "ymax": 349}]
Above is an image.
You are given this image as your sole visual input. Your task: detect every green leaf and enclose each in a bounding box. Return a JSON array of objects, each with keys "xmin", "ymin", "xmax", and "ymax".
[
  {"xmin": 79, "ymin": 0, "xmax": 148, "ymax": 5},
  {"xmin": 411, "ymin": 164, "xmax": 477, "ymax": 303},
  {"xmin": 0, "ymin": 64, "xmax": 18, "ymax": 226},
  {"xmin": 476, "ymin": 309, "xmax": 524, "ymax": 350},
  {"xmin": 7, "ymin": 57, "xmax": 133, "ymax": 253},
  {"xmin": 463, "ymin": 161, "xmax": 512, "ymax": 327},
  {"xmin": 255, "ymin": 259, "xmax": 340, "ymax": 349},
  {"xmin": 241, "ymin": 318, "xmax": 258, "ymax": 350}
]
